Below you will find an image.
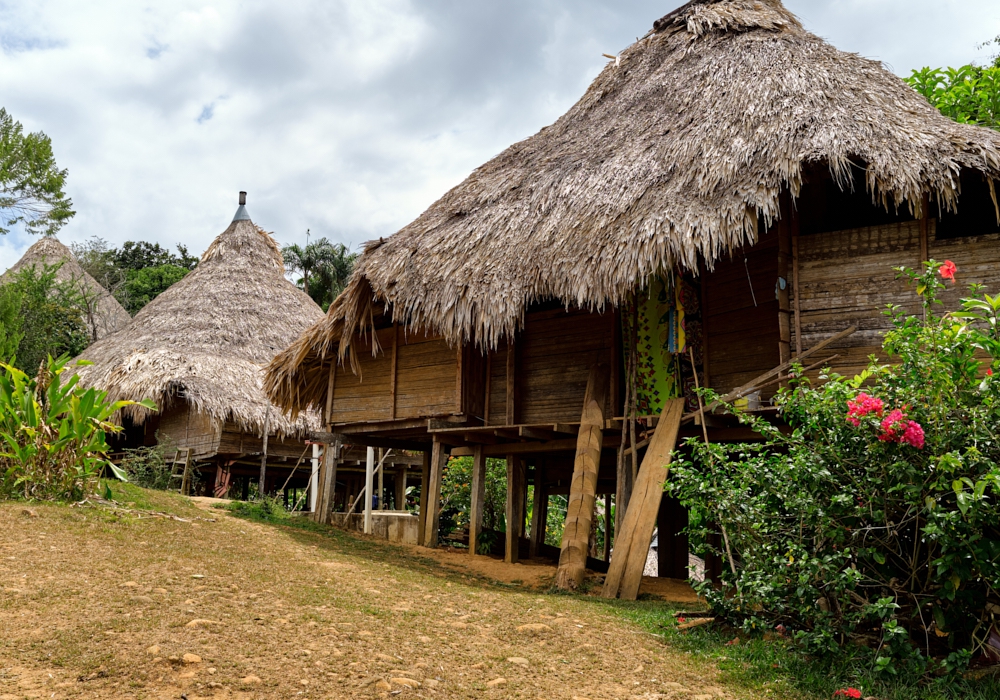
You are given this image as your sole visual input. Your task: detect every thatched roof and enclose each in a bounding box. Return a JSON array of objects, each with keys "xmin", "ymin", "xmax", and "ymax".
[
  {"xmin": 75, "ymin": 202, "xmax": 325, "ymax": 437},
  {"xmin": 3, "ymin": 236, "xmax": 131, "ymax": 341},
  {"xmin": 266, "ymin": 0, "xmax": 1000, "ymax": 414}
]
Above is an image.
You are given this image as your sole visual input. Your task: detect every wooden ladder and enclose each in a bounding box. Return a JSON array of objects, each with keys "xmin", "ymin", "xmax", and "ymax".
[{"xmin": 169, "ymin": 448, "xmax": 193, "ymax": 496}]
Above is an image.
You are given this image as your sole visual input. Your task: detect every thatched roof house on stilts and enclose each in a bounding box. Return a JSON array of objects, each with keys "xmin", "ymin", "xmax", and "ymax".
[
  {"xmin": 267, "ymin": 0, "xmax": 1000, "ymax": 595},
  {"xmin": 73, "ymin": 195, "xmax": 332, "ymax": 503},
  {"xmin": 3, "ymin": 235, "xmax": 131, "ymax": 341}
]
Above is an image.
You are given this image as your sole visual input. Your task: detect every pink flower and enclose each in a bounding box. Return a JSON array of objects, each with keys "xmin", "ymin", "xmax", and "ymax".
[
  {"xmin": 878, "ymin": 409, "xmax": 925, "ymax": 449},
  {"xmin": 901, "ymin": 420, "xmax": 925, "ymax": 449},
  {"xmin": 879, "ymin": 409, "xmax": 906, "ymax": 441},
  {"xmin": 939, "ymin": 260, "xmax": 957, "ymax": 283},
  {"xmin": 846, "ymin": 392, "xmax": 884, "ymax": 426}
]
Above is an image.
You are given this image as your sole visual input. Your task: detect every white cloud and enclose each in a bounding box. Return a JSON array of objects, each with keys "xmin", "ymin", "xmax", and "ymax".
[{"xmin": 0, "ymin": 0, "xmax": 997, "ymax": 272}]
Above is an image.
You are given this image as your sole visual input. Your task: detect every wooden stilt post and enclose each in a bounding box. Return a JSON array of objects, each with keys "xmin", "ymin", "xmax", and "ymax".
[
  {"xmin": 556, "ymin": 364, "xmax": 611, "ymax": 589},
  {"xmin": 657, "ymin": 496, "xmax": 689, "ymax": 579},
  {"xmin": 505, "ymin": 454, "xmax": 526, "ymax": 563},
  {"xmin": 394, "ymin": 467, "xmax": 406, "ymax": 511},
  {"xmin": 258, "ymin": 408, "xmax": 270, "ymax": 496},
  {"xmin": 377, "ymin": 448, "xmax": 385, "ymax": 510},
  {"xmin": 602, "ymin": 398, "xmax": 685, "ymax": 600},
  {"xmin": 603, "ymin": 492, "xmax": 613, "ymax": 561},
  {"xmin": 418, "ymin": 450, "xmax": 431, "ymax": 545},
  {"xmin": 364, "ymin": 446, "xmax": 375, "ymax": 534},
  {"xmin": 528, "ymin": 465, "xmax": 546, "ymax": 558},
  {"xmin": 424, "ymin": 437, "xmax": 447, "ymax": 547},
  {"xmin": 469, "ymin": 445, "xmax": 486, "ymax": 556}
]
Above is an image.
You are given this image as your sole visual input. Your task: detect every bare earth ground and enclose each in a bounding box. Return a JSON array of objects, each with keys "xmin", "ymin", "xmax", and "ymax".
[{"xmin": 0, "ymin": 490, "xmax": 741, "ymax": 700}]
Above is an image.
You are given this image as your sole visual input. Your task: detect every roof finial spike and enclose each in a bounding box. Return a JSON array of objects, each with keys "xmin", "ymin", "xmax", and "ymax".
[{"xmin": 232, "ymin": 191, "xmax": 251, "ymax": 223}]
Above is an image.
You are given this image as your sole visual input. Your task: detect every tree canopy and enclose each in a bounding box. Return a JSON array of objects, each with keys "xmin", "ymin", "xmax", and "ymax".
[
  {"xmin": 282, "ymin": 235, "xmax": 356, "ymax": 310},
  {"xmin": 71, "ymin": 237, "xmax": 197, "ymax": 316},
  {"xmin": 906, "ymin": 38, "xmax": 1000, "ymax": 129},
  {"xmin": 0, "ymin": 108, "xmax": 74, "ymax": 236}
]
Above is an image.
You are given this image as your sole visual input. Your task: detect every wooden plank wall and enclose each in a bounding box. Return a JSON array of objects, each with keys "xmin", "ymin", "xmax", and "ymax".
[
  {"xmin": 930, "ymin": 229, "xmax": 1000, "ymax": 309},
  {"xmin": 217, "ymin": 426, "xmax": 314, "ymax": 459},
  {"xmin": 157, "ymin": 406, "xmax": 221, "ymax": 459},
  {"xmin": 486, "ymin": 308, "xmax": 615, "ymax": 425},
  {"xmin": 796, "ymin": 220, "xmax": 922, "ymax": 377},
  {"xmin": 703, "ymin": 232, "xmax": 781, "ymax": 395},
  {"xmin": 328, "ymin": 326, "xmax": 460, "ymax": 424}
]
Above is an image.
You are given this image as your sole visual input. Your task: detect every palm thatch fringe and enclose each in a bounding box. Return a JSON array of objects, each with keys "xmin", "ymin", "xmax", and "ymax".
[
  {"xmin": 75, "ymin": 215, "xmax": 324, "ymax": 437},
  {"xmin": 266, "ymin": 0, "xmax": 1000, "ymax": 416}
]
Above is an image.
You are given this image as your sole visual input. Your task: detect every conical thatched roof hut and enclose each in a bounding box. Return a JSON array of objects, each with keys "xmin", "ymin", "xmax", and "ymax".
[
  {"xmin": 75, "ymin": 196, "xmax": 325, "ymax": 460},
  {"xmin": 3, "ymin": 235, "xmax": 131, "ymax": 341},
  {"xmin": 267, "ymin": 0, "xmax": 1000, "ymax": 414}
]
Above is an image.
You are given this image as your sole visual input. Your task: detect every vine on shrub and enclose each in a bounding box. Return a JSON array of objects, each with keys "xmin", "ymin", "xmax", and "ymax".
[{"xmin": 669, "ymin": 261, "xmax": 1000, "ymax": 676}]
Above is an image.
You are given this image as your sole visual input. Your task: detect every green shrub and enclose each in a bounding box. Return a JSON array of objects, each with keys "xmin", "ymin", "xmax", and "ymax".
[
  {"xmin": 0, "ymin": 355, "xmax": 154, "ymax": 500},
  {"xmin": 119, "ymin": 441, "xmax": 176, "ymax": 491},
  {"xmin": 669, "ymin": 261, "xmax": 1000, "ymax": 676},
  {"xmin": 226, "ymin": 495, "xmax": 289, "ymax": 522}
]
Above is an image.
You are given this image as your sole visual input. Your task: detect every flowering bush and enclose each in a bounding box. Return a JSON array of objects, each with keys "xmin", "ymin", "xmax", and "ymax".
[{"xmin": 669, "ymin": 261, "xmax": 1000, "ymax": 676}]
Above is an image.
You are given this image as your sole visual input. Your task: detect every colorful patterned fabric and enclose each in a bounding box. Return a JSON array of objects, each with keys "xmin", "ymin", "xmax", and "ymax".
[{"xmin": 626, "ymin": 276, "xmax": 686, "ymax": 415}]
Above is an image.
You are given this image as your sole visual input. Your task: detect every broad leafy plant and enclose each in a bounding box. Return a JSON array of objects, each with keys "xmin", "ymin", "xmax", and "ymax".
[
  {"xmin": 669, "ymin": 261, "xmax": 1000, "ymax": 676},
  {"xmin": 0, "ymin": 355, "xmax": 155, "ymax": 501}
]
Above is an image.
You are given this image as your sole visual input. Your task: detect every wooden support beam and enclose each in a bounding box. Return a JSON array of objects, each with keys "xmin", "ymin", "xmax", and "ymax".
[
  {"xmin": 418, "ymin": 450, "xmax": 431, "ymax": 546},
  {"xmin": 449, "ymin": 434, "xmax": 621, "ymax": 458},
  {"xmin": 324, "ymin": 362, "xmax": 337, "ymax": 428},
  {"xmin": 423, "ymin": 438, "xmax": 447, "ymax": 547},
  {"xmin": 519, "ymin": 426, "xmax": 560, "ymax": 441},
  {"xmin": 603, "ymin": 398, "xmax": 684, "ymax": 600},
  {"xmin": 394, "ymin": 466, "xmax": 406, "ymax": 511},
  {"xmin": 504, "ymin": 454, "xmax": 526, "ymax": 563},
  {"xmin": 778, "ymin": 192, "xmax": 793, "ymax": 366},
  {"xmin": 377, "ymin": 448, "xmax": 385, "ymax": 510},
  {"xmin": 505, "ymin": 338, "xmax": 516, "ymax": 426},
  {"xmin": 363, "ymin": 446, "xmax": 375, "ymax": 534},
  {"xmin": 469, "ymin": 446, "xmax": 486, "ymax": 556},
  {"xmin": 315, "ymin": 439, "xmax": 339, "ymax": 523},
  {"xmin": 389, "ymin": 324, "xmax": 398, "ymax": 420},
  {"xmin": 483, "ymin": 352, "xmax": 492, "ymax": 425},
  {"xmin": 791, "ymin": 200, "xmax": 803, "ymax": 356},
  {"xmin": 556, "ymin": 364, "xmax": 611, "ymax": 590}
]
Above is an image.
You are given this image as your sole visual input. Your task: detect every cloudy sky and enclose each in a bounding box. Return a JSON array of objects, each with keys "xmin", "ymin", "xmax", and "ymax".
[{"xmin": 0, "ymin": 0, "xmax": 998, "ymax": 271}]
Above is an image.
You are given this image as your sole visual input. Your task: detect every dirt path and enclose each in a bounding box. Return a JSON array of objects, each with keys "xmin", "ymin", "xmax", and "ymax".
[{"xmin": 0, "ymin": 492, "xmax": 740, "ymax": 700}]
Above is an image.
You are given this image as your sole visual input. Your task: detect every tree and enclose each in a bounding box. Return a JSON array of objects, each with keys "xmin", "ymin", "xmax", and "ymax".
[
  {"xmin": 282, "ymin": 235, "xmax": 357, "ymax": 310},
  {"xmin": 906, "ymin": 38, "xmax": 1000, "ymax": 129},
  {"xmin": 70, "ymin": 237, "xmax": 197, "ymax": 315},
  {"xmin": 121, "ymin": 264, "xmax": 189, "ymax": 315},
  {"xmin": 2, "ymin": 264, "xmax": 89, "ymax": 373},
  {"xmin": 0, "ymin": 108, "xmax": 74, "ymax": 236}
]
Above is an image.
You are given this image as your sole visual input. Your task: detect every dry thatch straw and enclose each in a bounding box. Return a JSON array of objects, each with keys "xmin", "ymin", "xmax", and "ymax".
[
  {"xmin": 2, "ymin": 235, "xmax": 131, "ymax": 341},
  {"xmin": 266, "ymin": 0, "xmax": 1000, "ymax": 415},
  {"xmin": 75, "ymin": 205, "xmax": 324, "ymax": 437}
]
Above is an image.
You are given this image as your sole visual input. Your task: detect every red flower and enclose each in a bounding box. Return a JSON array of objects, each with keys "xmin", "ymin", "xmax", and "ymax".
[
  {"xmin": 901, "ymin": 420, "xmax": 925, "ymax": 449},
  {"xmin": 939, "ymin": 260, "xmax": 957, "ymax": 283},
  {"xmin": 846, "ymin": 392, "xmax": 884, "ymax": 426},
  {"xmin": 833, "ymin": 690, "xmax": 862, "ymax": 699},
  {"xmin": 988, "ymin": 368, "xmax": 994, "ymax": 377}
]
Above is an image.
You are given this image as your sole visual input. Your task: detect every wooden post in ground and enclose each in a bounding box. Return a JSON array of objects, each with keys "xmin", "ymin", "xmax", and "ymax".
[
  {"xmin": 377, "ymin": 448, "xmax": 385, "ymax": 510},
  {"xmin": 418, "ymin": 450, "xmax": 431, "ymax": 545},
  {"xmin": 469, "ymin": 445, "xmax": 487, "ymax": 555},
  {"xmin": 364, "ymin": 446, "xmax": 375, "ymax": 534},
  {"xmin": 394, "ymin": 467, "xmax": 407, "ymax": 511},
  {"xmin": 657, "ymin": 496, "xmax": 689, "ymax": 579},
  {"xmin": 314, "ymin": 440, "xmax": 339, "ymax": 523},
  {"xmin": 528, "ymin": 466, "xmax": 546, "ymax": 558},
  {"xmin": 603, "ymin": 492, "xmax": 613, "ymax": 561},
  {"xmin": 555, "ymin": 364, "xmax": 611, "ymax": 589},
  {"xmin": 258, "ymin": 409, "xmax": 270, "ymax": 496},
  {"xmin": 424, "ymin": 438, "xmax": 447, "ymax": 547},
  {"xmin": 602, "ymin": 398, "xmax": 685, "ymax": 600},
  {"xmin": 505, "ymin": 454, "xmax": 526, "ymax": 563}
]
